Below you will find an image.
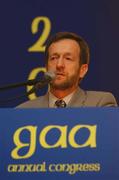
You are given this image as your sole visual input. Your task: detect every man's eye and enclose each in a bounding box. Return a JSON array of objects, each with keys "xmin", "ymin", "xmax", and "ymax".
[
  {"xmin": 50, "ymin": 57, "xmax": 57, "ymax": 60},
  {"xmin": 66, "ymin": 57, "xmax": 72, "ymax": 60}
]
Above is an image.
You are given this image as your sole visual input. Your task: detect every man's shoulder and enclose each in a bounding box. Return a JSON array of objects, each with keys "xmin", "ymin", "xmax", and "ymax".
[
  {"xmin": 16, "ymin": 94, "xmax": 48, "ymax": 108},
  {"xmin": 86, "ymin": 90, "xmax": 114, "ymax": 97},
  {"xmin": 80, "ymin": 89, "xmax": 117, "ymax": 107}
]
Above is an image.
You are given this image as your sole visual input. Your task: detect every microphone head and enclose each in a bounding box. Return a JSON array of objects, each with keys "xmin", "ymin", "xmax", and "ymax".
[{"xmin": 44, "ymin": 71, "xmax": 56, "ymax": 80}]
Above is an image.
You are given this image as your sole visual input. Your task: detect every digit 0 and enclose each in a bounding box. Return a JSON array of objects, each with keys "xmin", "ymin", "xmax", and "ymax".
[{"xmin": 27, "ymin": 67, "xmax": 46, "ymax": 100}]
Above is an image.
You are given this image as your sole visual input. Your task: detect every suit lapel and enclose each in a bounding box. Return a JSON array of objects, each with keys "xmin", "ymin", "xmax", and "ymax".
[
  {"xmin": 68, "ymin": 88, "xmax": 87, "ymax": 107},
  {"xmin": 36, "ymin": 93, "xmax": 49, "ymax": 108}
]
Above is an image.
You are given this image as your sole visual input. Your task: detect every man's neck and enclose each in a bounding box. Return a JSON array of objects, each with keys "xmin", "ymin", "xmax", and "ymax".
[{"xmin": 50, "ymin": 87, "xmax": 78, "ymax": 99}]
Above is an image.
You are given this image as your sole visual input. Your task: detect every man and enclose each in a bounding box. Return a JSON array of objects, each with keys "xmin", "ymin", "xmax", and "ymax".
[{"xmin": 18, "ymin": 32, "xmax": 117, "ymax": 108}]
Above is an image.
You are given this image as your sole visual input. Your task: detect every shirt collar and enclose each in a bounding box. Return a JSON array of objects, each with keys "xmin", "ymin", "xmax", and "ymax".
[{"xmin": 49, "ymin": 90, "xmax": 76, "ymax": 108}]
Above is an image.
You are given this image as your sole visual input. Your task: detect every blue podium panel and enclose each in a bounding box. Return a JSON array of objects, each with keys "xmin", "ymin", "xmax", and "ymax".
[{"xmin": 0, "ymin": 108, "xmax": 119, "ymax": 180}]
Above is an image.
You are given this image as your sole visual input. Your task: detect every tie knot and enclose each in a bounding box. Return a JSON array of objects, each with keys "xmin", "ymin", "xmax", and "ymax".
[{"xmin": 55, "ymin": 99, "xmax": 66, "ymax": 108}]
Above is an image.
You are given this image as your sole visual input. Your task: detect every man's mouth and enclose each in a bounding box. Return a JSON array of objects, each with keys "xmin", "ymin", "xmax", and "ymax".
[
  {"xmin": 56, "ymin": 72, "xmax": 65, "ymax": 76},
  {"xmin": 54, "ymin": 73, "xmax": 66, "ymax": 81}
]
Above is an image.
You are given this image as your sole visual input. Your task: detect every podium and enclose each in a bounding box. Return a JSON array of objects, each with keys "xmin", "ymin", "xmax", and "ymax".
[{"xmin": 0, "ymin": 108, "xmax": 119, "ymax": 180}]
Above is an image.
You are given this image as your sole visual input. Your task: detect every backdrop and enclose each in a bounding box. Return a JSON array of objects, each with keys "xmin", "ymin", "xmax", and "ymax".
[{"xmin": 0, "ymin": 0, "xmax": 119, "ymax": 107}]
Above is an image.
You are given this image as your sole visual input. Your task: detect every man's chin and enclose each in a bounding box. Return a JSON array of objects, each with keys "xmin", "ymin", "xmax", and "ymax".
[{"xmin": 50, "ymin": 81, "xmax": 72, "ymax": 90}]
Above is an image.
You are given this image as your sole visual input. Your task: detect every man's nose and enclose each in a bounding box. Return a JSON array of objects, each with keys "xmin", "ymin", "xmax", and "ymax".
[{"xmin": 56, "ymin": 57, "xmax": 65, "ymax": 68}]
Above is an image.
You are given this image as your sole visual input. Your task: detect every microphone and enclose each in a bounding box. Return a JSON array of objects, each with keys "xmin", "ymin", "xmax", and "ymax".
[
  {"xmin": 0, "ymin": 71, "xmax": 55, "ymax": 103},
  {"xmin": 33, "ymin": 71, "xmax": 55, "ymax": 90},
  {"xmin": 0, "ymin": 71, "xmax": 56, "ymax": 91}
]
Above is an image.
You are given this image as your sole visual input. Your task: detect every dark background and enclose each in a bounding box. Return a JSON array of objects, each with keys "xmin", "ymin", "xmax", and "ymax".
[{"xmin": 0, "ymin": 0, "xmax": 119, "ymax": 107}]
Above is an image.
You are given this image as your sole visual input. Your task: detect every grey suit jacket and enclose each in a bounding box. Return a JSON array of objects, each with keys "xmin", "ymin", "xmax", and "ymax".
[{"xmin": 17, "ymin": 88, "xmax": 118, "ymax": 108}]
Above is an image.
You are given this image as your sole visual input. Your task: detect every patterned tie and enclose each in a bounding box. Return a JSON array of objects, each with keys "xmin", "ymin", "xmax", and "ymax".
[{"xmin": 55, "ymin": 99, "xmax": 66, "ymax": 108}]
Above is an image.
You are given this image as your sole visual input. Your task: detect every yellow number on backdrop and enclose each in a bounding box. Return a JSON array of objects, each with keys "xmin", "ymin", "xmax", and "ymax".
[
  {"xmin": 27, "ymin": 67, "xmax": 46, "ymax": 100},
  {"xmin": 28, "ymin": 16, "xmax": 51, "ymax": 52}
]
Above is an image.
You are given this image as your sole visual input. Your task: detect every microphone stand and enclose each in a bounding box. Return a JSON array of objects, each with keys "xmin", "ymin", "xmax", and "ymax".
[
  {"xmin": 0, "ymin": 72, "xmax": 54, "ymax": 103},
  {"xmin": 0, "ymin": 79, "xmax": 40, "ymax": 91},
  {"xmin": 0, "ymin": 71, "xmax": 54, "ymax": 91},
  {"xmin": 0, "ymin": 78, "xmax": 51, "ymax": 103}
]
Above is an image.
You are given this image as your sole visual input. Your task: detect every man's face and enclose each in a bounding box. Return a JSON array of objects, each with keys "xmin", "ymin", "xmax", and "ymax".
[{"xmin": 47, "ymin": 39, "xmax": 87, "ymax": 90}]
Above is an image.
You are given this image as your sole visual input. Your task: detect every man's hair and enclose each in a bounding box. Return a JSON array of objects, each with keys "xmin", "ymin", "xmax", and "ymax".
[{"xmin": 45, "ymin": 32, "xmax": 90, "ymax": 65}]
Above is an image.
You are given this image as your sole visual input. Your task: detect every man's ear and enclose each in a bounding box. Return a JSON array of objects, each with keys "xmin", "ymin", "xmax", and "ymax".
[{"xmin": 79, "ymin": 64, "xmax": 88, "ymax": 78}]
